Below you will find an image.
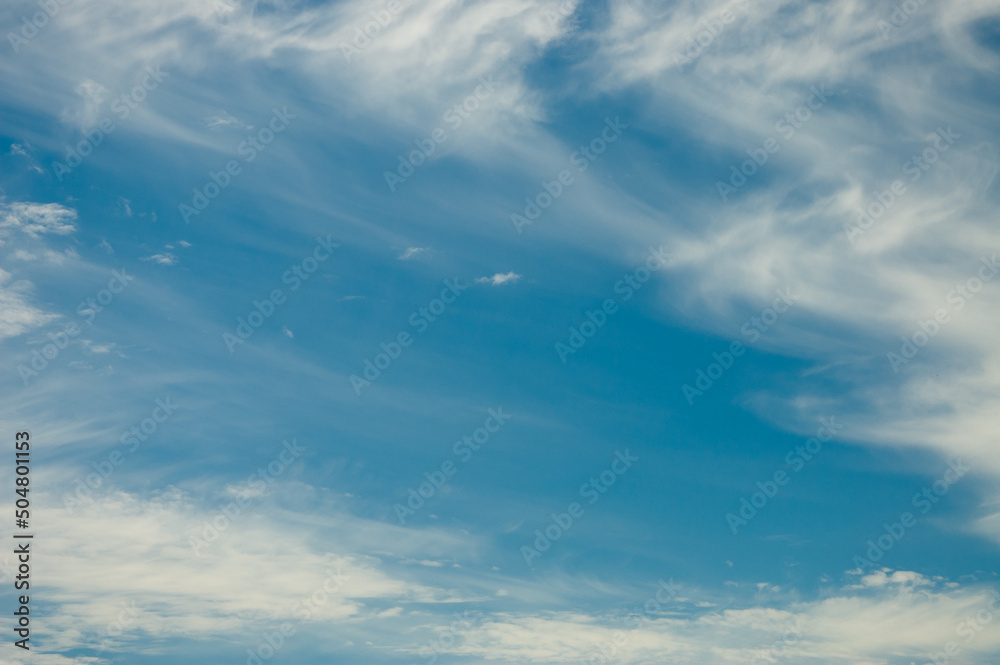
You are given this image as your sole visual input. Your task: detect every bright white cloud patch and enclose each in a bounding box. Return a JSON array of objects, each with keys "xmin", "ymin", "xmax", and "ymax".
[
  {"xmin": 477, "ymin": 271, "xmax": 521, "ymax": 285},
  {"xmin": 0, "ymin": 202, "xmax": 78, "ymax": 238}
]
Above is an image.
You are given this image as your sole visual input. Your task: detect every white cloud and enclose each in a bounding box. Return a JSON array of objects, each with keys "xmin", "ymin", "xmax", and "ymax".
[
  {"xmin": 0, "ymin": 654, "xmax": 107, "ymax": 665},
  {"xmin": 0, "ymin": 202, "xmax": 78, "ymax": 237},
  {"xmin": 16, "ymin": 476, "xmax": 1000, "ymax": 664},
  {"xmin": 82, "ymin": 341, "xmax": 116, "ymax": 354},
  {"xmin": 59, "ymin": 79, "xmax": 110, "ymax": 130},
  {"xmin": 477, "ymin": 271, "xmax": 521, "ymax": 286},
  {"xmin": 398, "ymin": 247, "xmax": 429, "ymax": 260},
  {"xmin": 9, "ymin": 247, "xmax": 77, "ymax": 265},
  {"xmin": 141, "ymin": 253, "xmax": 178, "ymax": 266},
  {"xmin": 559, "ymin": 0, "xmax": 1000, "ymax": 552},
  {"xmin": 1, "ymin": 3, "xmax": 998, "ymax": 660},
  {"xmin": 117, "ymin": 197, "xmax": 133, "ymax": 217},
  {"xmin": 427, "ymin": 578, "xmax": 1000, "ymax": 665},
  {"xmin": 0, "ymin": 268, "xmax": 58, "ymax": 341},
  {"xmin": 0, "ymin": 0, "xmax": 580, "ymax": 163},
  {"xmin": 14, "ymin": 486, "xmax": 480, "ymax": 654}
]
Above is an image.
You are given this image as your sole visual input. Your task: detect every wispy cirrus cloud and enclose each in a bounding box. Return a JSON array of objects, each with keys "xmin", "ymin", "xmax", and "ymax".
[
  {"xmin": 1, "ymin": 0, "xmax": 999, "ymax": 662},
  {"xmin": 140, "ymin": 252, "xmax": 178, "ymax": 266},
  {"xmin": 0, "ymin": 268, "xmax": 58, "ymax": 341}
]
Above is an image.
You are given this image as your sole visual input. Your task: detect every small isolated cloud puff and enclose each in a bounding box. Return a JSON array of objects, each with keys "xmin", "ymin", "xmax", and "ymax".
[
  {"xmin": 477, "ymin": 272, "xmax": 521, "ymax": 286},
  {"xmin": 398, "ymin": 247, "xmax": 429, "ymax": 260},
  {"xmin": 0, "ymin": 202, "xmax": 78, "ymax": 237},
  {"xmin": 83, "ymin": 341, "xmax": 116, "ymax": 355},
  {"xmin": 141, "ymin": 253, "xmax": 177, "ymax": 266}
]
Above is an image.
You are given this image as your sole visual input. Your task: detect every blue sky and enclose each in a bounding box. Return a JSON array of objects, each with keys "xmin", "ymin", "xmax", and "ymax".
[{"xmin": 2, "ymin": 0, "xmax": 1000, "ymax": 663}]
